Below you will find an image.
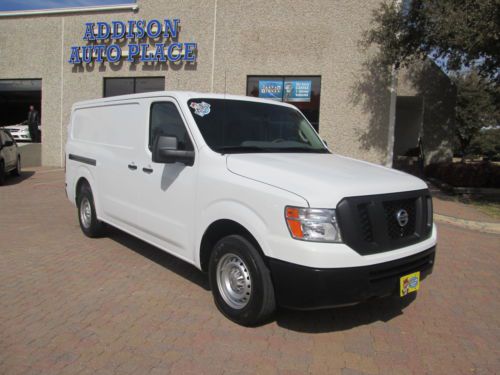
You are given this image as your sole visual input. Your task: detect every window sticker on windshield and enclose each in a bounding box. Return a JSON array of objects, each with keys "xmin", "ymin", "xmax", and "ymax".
[{"xmin": 190, "ymin": 101, "xmax": 211, "ymax": 117}]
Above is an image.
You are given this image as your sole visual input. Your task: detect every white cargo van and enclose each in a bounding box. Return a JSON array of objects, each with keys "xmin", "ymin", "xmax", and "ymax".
[{"xmin": 66, "ymin": 91, "xmax": 436, "ymax": 326}]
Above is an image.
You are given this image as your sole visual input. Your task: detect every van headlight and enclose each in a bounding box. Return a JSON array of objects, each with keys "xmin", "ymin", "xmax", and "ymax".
[{"xmin": 285, "ymin": 206, "xmax": 342, "ymax": 242}]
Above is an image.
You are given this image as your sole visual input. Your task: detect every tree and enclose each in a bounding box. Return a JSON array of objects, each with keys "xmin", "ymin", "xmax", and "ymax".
[
  {"xmin": 366, "ymin": 0, "xmax": 500, "ymax": 161},
  {"xmin": 365, "ymin": 0, "xmax": 500, "ymax": 82},
  {"xmin": 469, "ymin": 127, "xmax": 500, "ymax": 161},
  {"xmin": 452, "ymin": 70, "xmax": 498, "ymax": 160}
]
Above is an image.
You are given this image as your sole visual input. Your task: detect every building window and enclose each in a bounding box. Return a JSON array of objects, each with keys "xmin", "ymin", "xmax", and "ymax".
[
  {"xmin": 247, "ymin": 76, "xmax": 321, "ymax": 131},
  {"xmin": 103, "ymin": 77, "xmax": 165, "ymax": 97}
]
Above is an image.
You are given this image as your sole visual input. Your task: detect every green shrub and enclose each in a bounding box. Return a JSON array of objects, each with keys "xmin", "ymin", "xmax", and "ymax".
[{"xmin": 425, "ymin": 162, "xmax": 500, "ymax": 188}]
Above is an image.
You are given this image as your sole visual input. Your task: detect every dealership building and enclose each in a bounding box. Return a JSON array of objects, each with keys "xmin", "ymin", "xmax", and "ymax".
[{"xmin": 0, "ymin": 0, "xmax": 454, "ymax": 168}]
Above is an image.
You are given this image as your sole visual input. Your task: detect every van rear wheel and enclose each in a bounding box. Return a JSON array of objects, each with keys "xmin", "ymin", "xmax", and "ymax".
[
  {"xmin": 209, "ymin": 235, "xmax": 276, "ymax": 326},
  {"xmin": 77, "ymin": 183, "xmax": 105, "ymax": 238}
]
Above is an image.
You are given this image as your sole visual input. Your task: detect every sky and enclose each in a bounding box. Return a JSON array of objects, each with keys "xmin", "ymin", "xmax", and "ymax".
[{"xmin": 0, "ymin": 0, "xmax": 135, "ymax": 11}]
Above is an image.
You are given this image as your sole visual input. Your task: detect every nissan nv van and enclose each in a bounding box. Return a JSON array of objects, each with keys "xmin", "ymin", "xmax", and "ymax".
[{"xmin": 65, "ymin": 91, "xmax": 436, "ymax": 326}]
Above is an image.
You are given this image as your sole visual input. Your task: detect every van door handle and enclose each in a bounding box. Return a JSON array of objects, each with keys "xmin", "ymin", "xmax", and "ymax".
[
  {"xmin": 142, "ymin": 167, "xmax": 153, "ymax": 174},
  {"xmin": 128, "ymin": 163, "xmax": 137, "ymax": 170}
]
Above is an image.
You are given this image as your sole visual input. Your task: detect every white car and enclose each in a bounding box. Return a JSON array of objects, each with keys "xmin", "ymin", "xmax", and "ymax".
[
  {"xmin": 65, "ymin": 91, "xmax": 436, "ymax": 326},
  {"xmin": 0, "ymin": 129, "xmax": 21, "ymax": 184},
  {"xmin": 2, "ymin": 124, "xmax": 41, "ymax": 142}
]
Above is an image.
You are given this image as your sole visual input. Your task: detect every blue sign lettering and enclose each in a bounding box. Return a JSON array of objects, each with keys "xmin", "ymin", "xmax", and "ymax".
[
  {"xmin": 136, "ymin": 20, "xmax": 146, "ymax": 38},
  {"xmin": 111, "ymin": 21, "xmax": 126, "ymax": 39},
  {"xmin": 126, "ymin": 20, "xmax": 136, "ymax": 39},
  {"xmin": 165, "ymin": 19, "xmax": 180, "ymax": 39},
  {"xmin": 183, "ymin": 43, "xmax": 197, "ymax": 62},
  {"xmin": 68, "ymin": 46, "xmax": 81, "ymax": 63},
  {"xmin": 106, "ymin": 44, "xmax": 121, "ymax": 63},
  {"xmin": 96, "ymin": 22, "xmax": 110, "ymax": 40},
  {"xmin": 94, "ymin": 45, "xmax": 106, "ymax": 62},
  {"xmin": 81, "ymin": 46, "xmax": 93, "ymax": 63},
  {"xmin": 69, "ymin": 19, "xmax": 197, "ymax": 65},
  {"xmin": 146, "ymin": 19, "xmax": 162, "ymax": 38},
  {"xmin": 154, "ymin": 43, "xmax": 167, "ymax": 62},
  {"xmin": 140, "ymin": 43, "xmax": 154, "ymax": 62},
  {"xmin": 167, "ymin": 42, "xmax": 182, "ymax": 62},
  {"xmin": 83, "ymin": 22, "xmax": 95, "ymax": 41},
  {"xmin": 127, "ymin": 44, "xmax": 139, "ymax": 61}
]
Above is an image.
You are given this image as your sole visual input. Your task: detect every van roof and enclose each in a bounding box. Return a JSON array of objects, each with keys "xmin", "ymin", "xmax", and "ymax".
[{"xmin": 72, "ymin": 91, "xmax": 297, "ymax": 110}]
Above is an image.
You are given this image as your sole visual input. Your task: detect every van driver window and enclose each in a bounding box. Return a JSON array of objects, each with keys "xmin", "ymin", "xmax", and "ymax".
[{"xmin": 149, "ymin": 102, "xmax": 193, "ymax": 151}]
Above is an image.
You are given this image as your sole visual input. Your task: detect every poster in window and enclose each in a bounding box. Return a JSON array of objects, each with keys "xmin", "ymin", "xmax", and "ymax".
[
  {"xmin": 283, "ymin": 80, "xmax": 312, "ymax": 102},
  {"xmin": 258, "ymin": 80, "xmax": 283, "ymax": 101}
]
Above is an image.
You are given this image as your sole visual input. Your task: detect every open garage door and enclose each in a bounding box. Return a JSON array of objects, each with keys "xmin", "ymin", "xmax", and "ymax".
[
  {"xmin": 392, "ymin": 96, "xmax": 424, "ymax": 176},
  {"xmin": 0, "ymin": 79, "xmax": 42, "ymax": 167}
]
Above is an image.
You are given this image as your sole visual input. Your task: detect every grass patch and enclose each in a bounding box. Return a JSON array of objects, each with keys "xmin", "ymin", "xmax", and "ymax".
[{"xmin": 465, "ymin": 200, "xmax": 500, "ymax": 220}]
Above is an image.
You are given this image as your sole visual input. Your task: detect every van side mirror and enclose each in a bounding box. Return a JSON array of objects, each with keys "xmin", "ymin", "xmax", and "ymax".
[
  {"xmin": 152, "ymin": 135, "xmax": 195, "ymax": 166},
  {"xmin": 3, "ymin": 140, "xmax": 14, "ymax": 147}
]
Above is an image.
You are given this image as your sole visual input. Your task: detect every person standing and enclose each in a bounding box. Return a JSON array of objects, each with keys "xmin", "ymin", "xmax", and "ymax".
[{"xmin": 26, "ymin": 105, "xmax": 40, "ymax": 142}]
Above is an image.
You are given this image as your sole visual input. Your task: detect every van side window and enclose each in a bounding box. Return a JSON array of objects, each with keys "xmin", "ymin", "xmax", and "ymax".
[{"xmin": 149, "ymin": 102, "xmax": 193, "ymax": 151}]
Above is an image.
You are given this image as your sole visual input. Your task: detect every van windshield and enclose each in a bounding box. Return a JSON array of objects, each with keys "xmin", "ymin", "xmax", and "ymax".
[{"xmin": 187, "ymin": 99, "xmax": 329, "ymax": 154}]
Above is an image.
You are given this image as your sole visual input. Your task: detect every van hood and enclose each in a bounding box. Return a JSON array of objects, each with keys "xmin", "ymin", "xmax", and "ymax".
[{"xmin": 226, "ymin": 153, "xmax": 428, "ymax": 207}]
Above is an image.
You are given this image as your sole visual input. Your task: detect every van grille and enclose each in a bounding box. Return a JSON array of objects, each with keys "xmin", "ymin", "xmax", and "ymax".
[
  {"xmin": 336, "ymin": 189, "xmax": 432, "ymax": 255},
  {"xmin": 383, "ymin": 198, "xmax": 416, "ymax": 239},
  {"xmin": 358, "ymin": 203, "xmax": 374, "ymax": 242}
]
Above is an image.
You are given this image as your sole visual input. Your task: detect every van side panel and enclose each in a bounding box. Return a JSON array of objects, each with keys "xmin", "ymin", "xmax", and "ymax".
[
  {"xmin": 72, "ymin": 103, "xmax": 139, "ymax": 148},
  {"xmin": 68, "ymin": 102, "xmax": 143, "ymax": 227}
]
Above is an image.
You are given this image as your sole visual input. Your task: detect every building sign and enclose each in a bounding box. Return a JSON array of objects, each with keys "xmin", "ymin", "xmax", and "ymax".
[
  {"xmin": 283, "ymin": 80, "xmax": 311, "ymax": 102},
  {"xmin": 258, "ymin": 80, "xmax": 283, "ymax": 101},
  {"xmin": 258, "ymin": 79, "xmax": 311, "ymax": 102},
  {"xmin": 68, "ymin": 19, "xmax": 197, "ymax": 64}
]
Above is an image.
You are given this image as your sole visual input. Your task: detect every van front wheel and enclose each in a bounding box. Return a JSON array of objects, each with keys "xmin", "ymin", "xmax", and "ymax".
[
  {"xmin": 209, "ymin": 235, "xmax": 276, "ymax": 326},
  {"xmin": 77, "ymin": 184, "xmax": 104, "ymax": 238}
]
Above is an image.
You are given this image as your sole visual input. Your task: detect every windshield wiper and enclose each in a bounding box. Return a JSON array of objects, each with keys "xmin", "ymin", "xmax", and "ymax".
[
  {"xmin": 215, "ymin": 146, "xmax": 330, "ymax": 154},
  {"xmin": 270, "ymin": 147, "xmax": 330, "ymax": 153},
  {"xmin": 215, "ymin": 146, "xmax": 272, "ymax": 154}
]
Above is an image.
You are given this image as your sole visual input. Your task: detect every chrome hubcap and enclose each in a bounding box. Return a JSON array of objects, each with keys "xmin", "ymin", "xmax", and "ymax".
[
  {"xmin": 80, "ymin": 198, "xmax": 92, "ymax": 228},
  {"xmin": 216, "ymin": 253, "xmax": 252, "ymax": 309}
]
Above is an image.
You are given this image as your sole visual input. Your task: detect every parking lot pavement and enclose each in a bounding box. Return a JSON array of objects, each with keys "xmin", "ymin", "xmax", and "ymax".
[
  {"xmin": 17, "ymin": 143, "xmax": 42, "ymax": 167},
  {"xmin": 1, "ymin": 169, "xmax": 499, "ymax": 375}
]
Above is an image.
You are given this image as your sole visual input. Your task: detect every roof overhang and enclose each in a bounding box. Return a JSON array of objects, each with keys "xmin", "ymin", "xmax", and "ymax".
[{"xmin": 0, "ymin": 3, "xmax": 138, "ymax": 17}]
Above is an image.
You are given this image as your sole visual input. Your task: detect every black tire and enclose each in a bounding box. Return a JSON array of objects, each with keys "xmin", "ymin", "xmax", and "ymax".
[
  {"xmin": 0, "ymin": 160, "xmax": 5, "ymax": 185},
  {"xmin": 12, "ymin": 156, "xmax": 21, "ymax": 176},
  {"xmin": 208, "ymin": 234, "xmax": 276, "ymax": 326},
  {"xmin": 77, "ymin": 183, "xmax": 105, "ymax": 238}
]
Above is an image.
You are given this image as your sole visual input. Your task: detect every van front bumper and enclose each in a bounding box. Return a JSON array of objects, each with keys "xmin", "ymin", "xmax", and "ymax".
[{"xmin": 268, "ymin": 246, "xmax": 436, "ymax": 310}]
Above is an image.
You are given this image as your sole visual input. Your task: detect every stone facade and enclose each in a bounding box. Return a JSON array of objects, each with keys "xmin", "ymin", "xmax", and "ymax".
[{"xmin": 0, "ymin": 0, "xmax": 450, "ymax": 167}]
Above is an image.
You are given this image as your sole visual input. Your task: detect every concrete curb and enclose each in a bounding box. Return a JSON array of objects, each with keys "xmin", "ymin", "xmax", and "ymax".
[{"xmin": 434, "ymin": 213, "xmax": 500, "ymax": 235}]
